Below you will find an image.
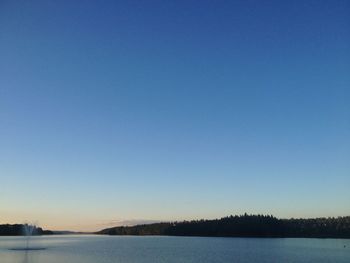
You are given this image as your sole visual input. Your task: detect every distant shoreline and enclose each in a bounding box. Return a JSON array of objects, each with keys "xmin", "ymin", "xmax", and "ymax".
[
  {"xmin": 96, "ymin": 214, "xmax": 350, "ymax": 239},
  {"xmin": 0, "ymin": 224, "xmax": 53, "ymax": 236},
  {"xmin": 2, "ymin": 214, "xmax": 350, "ymax": 239}
]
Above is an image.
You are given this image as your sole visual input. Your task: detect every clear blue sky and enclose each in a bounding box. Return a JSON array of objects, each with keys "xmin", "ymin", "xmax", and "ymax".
[{"xmin": 1, "ymin": 0, "xmax": 349, "ymax": 231}]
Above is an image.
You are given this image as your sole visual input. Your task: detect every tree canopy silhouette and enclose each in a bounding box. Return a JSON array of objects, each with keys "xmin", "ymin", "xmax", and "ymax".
[
  {"xmin": 97, "ymin": 214, "xmax": 350, "ymax": 238},
  {"xmin": 0, "ymin": 224, "xmax": 53, "ymax": 236}
]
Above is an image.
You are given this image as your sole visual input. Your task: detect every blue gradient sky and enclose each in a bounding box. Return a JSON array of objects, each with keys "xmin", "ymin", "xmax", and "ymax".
[{"xmin": 1, "ymin": 0, "xmax": 349, "ymax": 231}]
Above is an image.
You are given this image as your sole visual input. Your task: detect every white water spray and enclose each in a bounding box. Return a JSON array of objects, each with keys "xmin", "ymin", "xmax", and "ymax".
[{"xmin": 23, "ymin": 222, "xmax": 37, "ymax": 250}]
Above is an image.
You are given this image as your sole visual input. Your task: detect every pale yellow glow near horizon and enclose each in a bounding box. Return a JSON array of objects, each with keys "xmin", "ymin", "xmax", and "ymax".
[
  {"xmin": 2, "ymin": 203, "xmax": 349, "ymax": 232},
  {"xmin": 3, "ymin": 211, "xmax": 350, "ymax": 233},
  {"xmin": 0, "ymin": 210, "xmax": 109, "ymax": 232}
]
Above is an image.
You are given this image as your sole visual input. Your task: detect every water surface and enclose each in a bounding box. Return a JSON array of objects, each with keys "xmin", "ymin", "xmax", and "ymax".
[{"xmin": 0, "ymin": 235, "xmax": 349, "ymax": 263}]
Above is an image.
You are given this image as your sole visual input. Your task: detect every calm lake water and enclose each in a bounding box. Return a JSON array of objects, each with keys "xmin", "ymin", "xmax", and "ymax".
[{"xmin": 0, "ymin": 235, "xmax": 349, "ymax": 263}]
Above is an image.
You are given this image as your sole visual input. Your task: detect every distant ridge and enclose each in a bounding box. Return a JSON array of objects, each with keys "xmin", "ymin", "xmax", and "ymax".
[
  {"xmin": 96, "ymin": 214, "xmax": 350, "ymax": 239},
  {"xmin": 51, "ymin": 230, "xmax": 81, "ymax": 235}
]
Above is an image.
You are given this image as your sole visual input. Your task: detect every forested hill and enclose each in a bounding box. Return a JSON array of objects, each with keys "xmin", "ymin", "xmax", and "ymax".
[
  {"xmin": 0, "ymin": 224, "xmax": 53, "ymax": 236},
  {"xmin": 97, "ymin": 214, "xmax": 350, "ymax": 238}
]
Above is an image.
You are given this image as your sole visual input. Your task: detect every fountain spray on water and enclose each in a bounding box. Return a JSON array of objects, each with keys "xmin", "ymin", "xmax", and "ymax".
[
  {"xmin": 23, "ymin": 223, "xmax": 37, "ymax": 250},
  {"xmin": 9, "ymin": 221, "xmax": 46, "ymax": 250}
]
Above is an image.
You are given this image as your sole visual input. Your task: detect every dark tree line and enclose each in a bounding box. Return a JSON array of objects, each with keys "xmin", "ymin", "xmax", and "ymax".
[
  {"xmin": 97, "ymin": 214, "xmax": 350, "ymax": 238},
  {"xmin": 0, "ymin": 224, "xmax": 53, "ymax": 236}
]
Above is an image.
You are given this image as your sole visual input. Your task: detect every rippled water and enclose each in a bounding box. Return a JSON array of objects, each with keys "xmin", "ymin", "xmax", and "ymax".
[{"xmin": 0, "ymin": 235, "xmax": 349, "ymax": 263}]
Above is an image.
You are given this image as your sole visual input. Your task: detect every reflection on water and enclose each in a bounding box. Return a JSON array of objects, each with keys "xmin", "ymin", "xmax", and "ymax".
[
  {"xmin": 21, "ymin": 251, "xmax": 29, "ymax": 263},
  {"xmin": 0, "ymin": 235, "xmax": 350, "ymax": 263},
  {"xmin": 14, "ymin": 250, "xmax": 40, "ymax": 263}
]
